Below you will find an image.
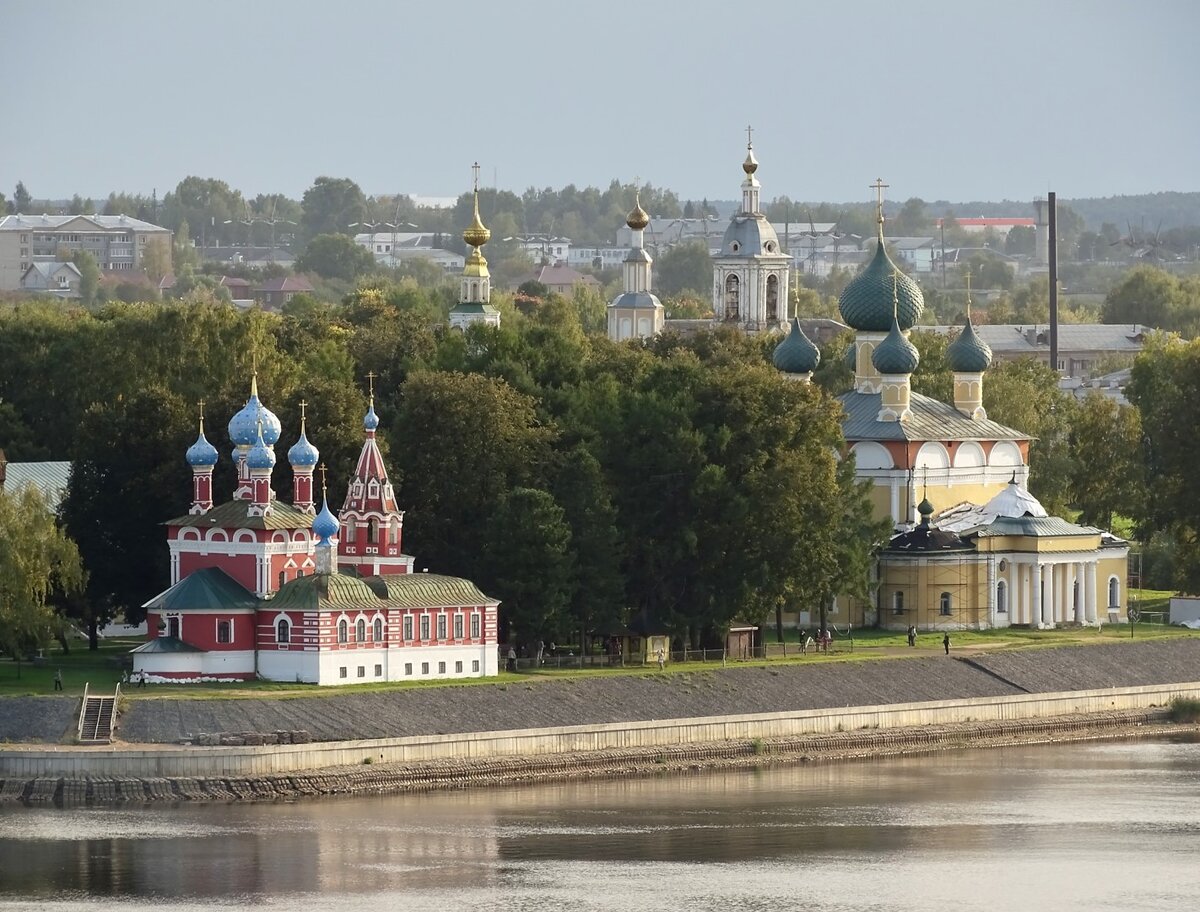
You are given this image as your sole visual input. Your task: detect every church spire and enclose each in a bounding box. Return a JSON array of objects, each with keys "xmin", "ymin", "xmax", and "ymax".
[
  {"xmin": 452, "ymin": 162, "xmax": 501, "ymax": 330},
  {"xmin": 741, "ymin": 125, "xmax": 761, "ymax": 215}
]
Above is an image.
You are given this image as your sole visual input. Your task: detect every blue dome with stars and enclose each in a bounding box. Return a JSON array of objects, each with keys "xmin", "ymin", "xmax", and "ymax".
[
  {"xmin": 313, "ymin": 498, "xmax": 340, "ymax": 542},
  {"xmin": 364, "ymin": 403, "xmax": 380, "ymax": 431},
  {"xmin": 287, "ymin": 426, "xmax": 320, "ymax": 467},
  {"xmin": 228, "ymin": 380, "xmax": 282, "ymax": 447},
  {"xmin": 247, "ymin": 428, "xmax": 276, "ymax": 470},
  {"xmin": 185, "ymin": 429, "xmax": 218, "ymax": 467}
]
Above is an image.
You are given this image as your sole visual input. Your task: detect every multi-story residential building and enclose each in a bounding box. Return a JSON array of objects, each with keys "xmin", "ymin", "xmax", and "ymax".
[{"xmin": 0, "ymin": 213, "xmax": 172, "ymax": 291}]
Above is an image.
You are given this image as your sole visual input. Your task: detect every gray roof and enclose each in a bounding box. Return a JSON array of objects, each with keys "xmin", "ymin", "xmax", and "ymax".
[
  {"xmin": 129, "ymin": 635, "xmax": 204, "ymax": 654},
  {"xmin": 969, "ymin": 516, "xmax": 1102, "ymax": 538},
  {"xmin": 609, "ymin": 291, "xmax": 663, "ymax": 310},
  {"xmin": 0, "ymin": 213, "xmax": 168, "ymax": 232},
  {"xmin": 838, "ymin": 390, "xmax": 1029, "ymax": 442},
  {"xmin": 2, "ymin": 461, "xmax": 71, "ymax": 509},
  {"xmin": 923, "ymin": 323, "xmax": 1149, "ymax": 355},
  {"xmin": 24, "ymin": 261, "xmax": 81, "ymax": 279},
  {"xmin": 718, "ymin": 215, "xmax": 784, "ymax": 257}
]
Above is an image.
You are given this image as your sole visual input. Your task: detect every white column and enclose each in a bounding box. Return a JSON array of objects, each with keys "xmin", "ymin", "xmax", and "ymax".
[
  {"xmin": 1073, "ymin": 562, "xmax": 1084, "ymax": 624},
  {"xmin": 1085, "ymin": 561, "xmax": 1097, "ymax": 624},
  {"xmin": 890, "ymin": 477, "xmax": 900, "ymax": 524},
  {"xmin": 1032, "ymin": 562, "xmax": 1043, "ymax": 629},
  {"xmin": 1017, "ymin": 563, "xmax": 1027, "ymax": 625},
  {"xmin": 987, "ymin": 555, "xmax": 997, "ymax": 629}
]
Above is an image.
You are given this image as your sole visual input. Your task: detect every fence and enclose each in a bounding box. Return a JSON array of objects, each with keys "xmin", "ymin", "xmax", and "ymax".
[{"xmin": 507, "ymin": 642, "xmax": 848, "ymax": 672}]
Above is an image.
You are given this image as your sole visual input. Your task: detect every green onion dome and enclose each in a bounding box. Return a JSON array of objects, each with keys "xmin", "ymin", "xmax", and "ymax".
[
  {"xmin": 871, "ymin": 316, "xmax": 919, "ymax": 375},
  {"xmin": 946, "ymin": 317, "xmax": 992, "ymax": 373},
  {"xmin": 838, "ymin": 242, "xmax": 924, "ymax": 331},
  {"xmin": 772, "ymin": 318, "xmax": 820, "ymax": 374}
]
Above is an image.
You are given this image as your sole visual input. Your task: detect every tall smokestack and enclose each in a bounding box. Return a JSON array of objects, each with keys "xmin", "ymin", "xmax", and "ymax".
[
  {"xmin": 1033, "ymin": 198, "xmax": 1049, "ymax": 266},
  {"xmin": 1048, "ymin": 192, "xmax": 1058, "ymax": 377}
]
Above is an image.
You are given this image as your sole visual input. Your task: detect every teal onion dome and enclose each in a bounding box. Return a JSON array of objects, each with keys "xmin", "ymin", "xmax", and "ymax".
[
  {"xmin": 872, "ymin": 317, "xmax": 920, "ymax": 375},
  {"xmin": 918, "ymin": 496, "xmax": 934, "ymax": 520},
  {"xmin": 228, "ymin": 383, "xmax": 282, "ymax": 447},
  {"xmin": 185, "ymin": 429, "xmax": 218, "ymax": 467},
  {"xmin": 838, "ymin": 243, "xmax": 924, "ymax": 332},
  {"xmin": 313, "ymin": 498, "xmax": 340, "ymax": 543},
  {"xmin": 247, "ymin": 428, "xmax": 276, "ymax": 470},
  {"xmin": 364, "ymin": 403, "xmax": 380, "ymax": 431},
  {"xmin": 772, "ymin": 318, "xmax": 820, "ymax": 374},
  {"xmin": 287, "ymin": 427, "xmax": 319, "ymax": 467},
  {"xmin": 946, "ymin": 318, "xmax": 992, "ymax": 373}
]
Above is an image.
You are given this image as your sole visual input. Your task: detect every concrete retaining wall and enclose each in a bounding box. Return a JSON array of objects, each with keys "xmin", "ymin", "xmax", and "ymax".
[{"xmin": 4, "ymin": 681, "xmax": 1198, "ymax": 779}]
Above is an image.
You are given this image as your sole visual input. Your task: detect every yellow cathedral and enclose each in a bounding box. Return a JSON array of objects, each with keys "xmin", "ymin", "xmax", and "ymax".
[{"xmin": 773, "ymin": 183, "xmax": 1129, "ymax": 632}]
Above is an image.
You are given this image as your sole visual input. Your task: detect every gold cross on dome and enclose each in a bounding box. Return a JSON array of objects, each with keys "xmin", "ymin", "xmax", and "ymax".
[
  {"xmin": 299, "ymin": 398, "xmax": 308, "ymax": 424},
  {"xmin": 319, "ymin": 462, "xmax": 328, "ymax": 494},
  {"xmin": 198, "ymin": 398, "xmax": 206, "ymax": 430},
  {"xmin": 366, "ymin": 371, "xmax": 376, "ymax": 400},
  {"xmin": 472, "ymin": 161, "xmax": 480, "ymax": 192},
  {"xmin": 964, "ymin": 268, "xmax": 973, "ymax": 316},
  {"xmin": 746, "ymin": 124, "xmax": 754, "ymax": 148},
  {"xmin": 870, "ymin": 178, "xmax": 889, "ymax": 226}
]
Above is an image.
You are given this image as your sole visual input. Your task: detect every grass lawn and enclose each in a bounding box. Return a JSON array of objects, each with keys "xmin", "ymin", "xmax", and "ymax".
[{"xmin": 4, "ymin": 620, "xmax": 1195, "ymax": 702}]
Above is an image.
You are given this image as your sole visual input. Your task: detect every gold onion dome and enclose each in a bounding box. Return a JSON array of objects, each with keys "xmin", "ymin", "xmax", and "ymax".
[
  {"xmin": 462, "ymin": 192, "xmax": 490, "ymax": 249},
  {"xmin": 627, "ymin": 191, "xmax": 650, "ymax": 231},
  {"xmin": 743, "ymin": 146, "xmax": 759, "ymax": 175}
]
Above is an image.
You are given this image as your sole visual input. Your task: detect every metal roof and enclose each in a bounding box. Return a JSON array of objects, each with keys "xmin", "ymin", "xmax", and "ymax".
[
  {"xmin": 2, "ymin": 461, "xmax": 71, "ymax": 509},
  {"xmin": 838, "ymin": 390, "xmax": 1029, "ymax": 442},
  {"xmin": 142, "ymin": 567, "xmax": 258, "ymax": 612},
  {"xmin": 129, "ymin": 635, "xmax": 204, "ymax": 654},
  {"xmin": 970, "ymin": 516, "xmax": 1102, "ymax": 538},
  {"xmin": 923, "ymin": 323, "xmax": 1150, "ymax": 354},
  {"xmin": 269, "ymin": 572, "xmax": 382, "ymax": 612},
  {"xmin": 165, "ymin": 498, "xmax": 317, "ymax": 530},
  {"xmin": 0, "ymin": 213, "xmax": 169, "ymax": 232},
  {"xmin": 363, "ymin": 573, "xmax": 499, "ymax": 609}
]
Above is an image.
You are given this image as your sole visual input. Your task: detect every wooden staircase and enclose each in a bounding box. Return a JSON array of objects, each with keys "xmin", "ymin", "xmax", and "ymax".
[{"xmin": 77, "ymin": 683, "xmax": 120, "ymax": 744}]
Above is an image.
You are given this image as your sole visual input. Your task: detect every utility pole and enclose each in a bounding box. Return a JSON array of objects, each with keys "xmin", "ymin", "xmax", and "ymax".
[{"xmin": 1048, "ymin": 191, "xmax": 1059, "ymax": 377}]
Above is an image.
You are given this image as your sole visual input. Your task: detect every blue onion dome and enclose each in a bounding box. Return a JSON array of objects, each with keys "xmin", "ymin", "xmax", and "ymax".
[
  {"xmin": 312, "ymin": 498, "xmax": 340, "ymax": 542},
  {"xmin": 872, "ymin": 316, "xmax": 920, "ymax": 375},
  {"xmin": 185, "ymin": 429, "xmax": 218, "ymax": 467},
  {"xmin": 287, "ymin": 424, "xmax": 320, "ymax": 468},
  {"xmin": 773, "ymin": 318, "xmax": 821, "ymax": 374},
  {"xmin": 247, "ymin": 427, "xmax": 276, "ymax": 470},
  {"xmin": 228, "ymin": 379, "xmax": 282, "ymax": 447},
  {"xmin": 838, "ymin": 242, "xmax": 925, "ymax": 332},
  {"xmin": 946, "ymin": 317, "xmax": 993, "ymax": 373},
  {"xmin": 364, "ymin": 402, "xmax": 380, "ymax": 431}
]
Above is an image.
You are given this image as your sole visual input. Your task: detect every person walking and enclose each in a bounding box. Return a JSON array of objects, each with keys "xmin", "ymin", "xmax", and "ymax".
[
  {"xmin": 943, "ymin": 633, "xmax": 951, "ymax": 655},
  {"xmin": 656, "ymin": 647, "xmax": 665, "ymax": 671},
  {"xmin": 507, "ymin": 646, "xmax": 517, "ymax": 673},
  {"xmin": 53, "ymin": 668, "xmax": 63, "ymax": 691},
  {"xmin": 907, "ymin": 625, "xmax": 916, "ymax": 647}
]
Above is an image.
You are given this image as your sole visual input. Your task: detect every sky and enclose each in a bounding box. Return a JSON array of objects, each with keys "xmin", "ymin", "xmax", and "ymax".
[{"xmin": 3, "ymin": 0, "xmax": 1198, "ymax": 207}]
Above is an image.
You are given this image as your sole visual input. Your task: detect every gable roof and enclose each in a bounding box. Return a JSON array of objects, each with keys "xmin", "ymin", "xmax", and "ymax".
[
  {"xmin": 141, "ymin": 567, "xmax": 259, "ymax": 612},
  {"xmin": 0, "ymin": 213, "xmax": 169, "ymax": 233},
  {"xmin": 257, "ymin": 276, "xmax": 314, "ymax": 293},
  {"xmin": 269, "ymin": 572, "xmax": 382, "ymax": 612},
  {"xmin": 2, "ymin": 460, "xmax": 71, "ymax": 509},
  {"xmin": 129, "ymin": 635, "xmax": 205, "ymax": 654},
  {"xmin": 838, "ymin": 390, "xmax": 1029, "ymax": 443}
]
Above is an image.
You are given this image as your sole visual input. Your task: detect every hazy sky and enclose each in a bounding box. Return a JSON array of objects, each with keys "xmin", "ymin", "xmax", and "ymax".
[{"xmin": 4, "ymin": 0, "xmax": 1197, "ymax": 206}]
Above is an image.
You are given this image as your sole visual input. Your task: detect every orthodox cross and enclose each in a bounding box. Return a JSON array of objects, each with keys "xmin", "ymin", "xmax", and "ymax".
[
  {"xmin": 891, "ymin": 269, "xmax": 900, "ymax": 319},
  {"xmin": 319, "ymin": 463, "xmax": 328, "ymax": 495},
  {"xmin": 964, "ymin": 268, "xmax": 973, "ymax": 318},
  {"xmin": 746, "ymin": 124, "xmax": 754, "ymax": 148},
  {"xmin": 299, "ymin": 398, "xmax": 308, "ymax": 427},
  {"xmin": 366, "ymin": 371, "xmax": 376, "ymax": 401},
  {"xmin": 870, "ymin": 177, "xmax": 889, "ymax": 227},
  {"xmin": 471, "ymin": 161, "xmax": 480, "ymax": 192},
  {"xmin": 197, "ymin": 398, "xmax": 206, "ymax": 430}
]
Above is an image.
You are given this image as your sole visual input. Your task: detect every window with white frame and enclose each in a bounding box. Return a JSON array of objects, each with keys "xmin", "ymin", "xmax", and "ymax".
[
  {"xmin": 374, "ymin": 617, "xmax": 383, "ymax": 643},
  {"xmin": 455, "ymin": 661, "xmax": 463, "ymax": 673},
  {"xmin": 277, "ymin": 619, "xmax": 290, "ymax": 643},
  {"xmin": 403, "ymin": 616, "xmax": 412, "ymax": 641},
  {"xmin": 339, "ymin": 667, "xmax": 347, "ymax": 678},
  {"xmin": 453, "ymin": 614, "xmax": 463, "ymax": 639},
  {"xmin": 438, "ymin": 661, "xmax": 446, "ymax": 674},
  {"xmin": 471, "ymin": 613, "xmax": 480, "ymax": 638},
  {"xmin": 356, "ymin": 618, "xmax": 367, "ymax": 642},
  {"xmin": 996, "ymin": 580, "xmax": 1008, "ymax": 614},
  {"xmin": 374, "ymin": 664, "xmax": 382, "ymax": 677},
  {"xmin": 357, "ymin": 666, "xmax": 365, "ymax": 678},
  {"xmin": 939, "ymin": 592, "xmax": 952, "ymax": 616},
  {"xmin": 420, "ymin": 616, "xmax": 430, "ymax": 640},
  {"xmin": 404, "ymin": 663, "xmax": 413, "ymax": 676},
  {"xmin": 338, "ymin": 620, "xmax": 348, "ymax": 643},
  {"xmin": 1109, "ymin": 576, "xmax": 1120, "ymax": 609},
  {"xmin": 437, "ymin": 614, "xmax": 447, "ymax": 640},
  {"xmin": 421, "ymin": 662, "xmax": 429, "ymax": 675},
  {"xmin": 217, "ymin": 620, "xmax": 232, "ymax": 644},
  {"xmin": 472, "ymin": 660, "xmax": 480, "ymax": 672}
]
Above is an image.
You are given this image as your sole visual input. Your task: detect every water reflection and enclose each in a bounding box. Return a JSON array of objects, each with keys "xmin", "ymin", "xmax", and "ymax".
[{"xmin": 2, "ymin": 738, "xmax": 1200, "ymax": 911}]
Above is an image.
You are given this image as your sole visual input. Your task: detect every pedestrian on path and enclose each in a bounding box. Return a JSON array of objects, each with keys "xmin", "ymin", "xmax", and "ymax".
[
  {"xmin": 943, "ymin": 633, "xmax": 951, "ymax": 655},
  {"xmin": 53, "ymin": 668, "xmax": 63, "ymax": 691},
  {"xmin": 907, "ymin": 625, "xmax": 916, "ymax": 647}
]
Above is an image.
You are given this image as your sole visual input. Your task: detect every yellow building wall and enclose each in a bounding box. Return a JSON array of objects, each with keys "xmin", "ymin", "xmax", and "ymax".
[
  {"xmin": 866, "ymin": 478, "xmax": 1020, "ymax": 525},
  {"xmin": 877, "ymin": 558, "xmax": 991, "ymax": 631}
]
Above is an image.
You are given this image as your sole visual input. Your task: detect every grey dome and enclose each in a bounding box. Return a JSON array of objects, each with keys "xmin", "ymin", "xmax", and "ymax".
[
  {"xmin": 610, "ymin": 291, "xmax": 662, "ymax": 310},
  {"xmin": 720, "ymin": 215, "xmax": 783, "ymax": 257}
]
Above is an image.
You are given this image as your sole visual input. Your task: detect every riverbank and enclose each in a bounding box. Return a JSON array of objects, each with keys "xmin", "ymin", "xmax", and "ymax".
[{"xmin": 1, "ymin": 709, "xmax": 1193, "ymax": 804}]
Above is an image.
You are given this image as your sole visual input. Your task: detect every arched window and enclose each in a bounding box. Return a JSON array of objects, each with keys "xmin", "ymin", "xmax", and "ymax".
[
  {"xmin": 1108, "ymin": 576, "xmax": 1120, "ymax": 609},
  {"xmin": 277, "ymin": 619, "xmax": 290, "ymax": 644},
  {"xmin": 356, "ymin": 618, "xmax": 367, "ymax": 643},
  {"xmin": 217, "ymin": 620, "xmax": 232, "ymax": 644},
  {"xmin": 370, "ymin": 520, "xmax": 380, "ymax": 545},
  {"xmin": 766, "ymin": 274, "xmax": 779, "ymax": 320},
  {"xmin": 939, "ymin": 592, "xmax": 952, "ymax": 616},
  {"xmin": 996, "ymin": 580, "xmax": 1008, "ymax": 614},
  {"xmin": 338, "ymin": 620, "xmax": 348, "ymax": 644},
  {"xmin": 892, "ymin": 591, "xmax": 904, "ymax": 614},
  {"xmin": 374, "ymin": 617, "xmax": 384, "ymax": 643},
  {"xmin": 344, "ymin": 522, "xmax": 355, "ymax": 543},
  {"xmin": 724, "ymin": 274, "xmax": 740, "ymax": 321}
]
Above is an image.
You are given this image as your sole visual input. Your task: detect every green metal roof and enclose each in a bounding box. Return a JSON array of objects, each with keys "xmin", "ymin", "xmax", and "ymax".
[
  {"xmin": 165, "ymin": 498, "xmax": 317, "ymax": 530},
  {"xmin": 363, "ymin": 573, "xmax": 499, "ymax": 609},
  {"xmin": 129, "ymin": 635, "xmax": 204, "ymax": 654},
  {"xmin": 838, "ymin": 390, "xmax": 1030, "ymax": 443},
  {"xmin": 773, "ymin": 318, "xmax": 820, "ymax": 374},
  {"xmin": 872, "ymin": 319, "xmax": 920, "ymax": 374},
  {"xmin": 946, "ymin": 318, "xmax": 993, "ymax": 372},
  {"xmin": 269, "ymin": 573, "xmax": 382, "ymax": 612},
  {"xmin": 450, "ymin": 303, "xmax": 499, "ymax": 314},
  {"xmin": 838, "ymin": 240, "xmax": 924, "ymax": 332},
  {"xmin": 142, "ymin": 567, "xmax": 258, "ymax": 612}
]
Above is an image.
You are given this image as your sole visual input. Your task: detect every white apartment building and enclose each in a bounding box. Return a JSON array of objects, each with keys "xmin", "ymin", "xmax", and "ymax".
[{"xmin": 0, "ymin": 213, "xmax": 172, "ymax": 291}]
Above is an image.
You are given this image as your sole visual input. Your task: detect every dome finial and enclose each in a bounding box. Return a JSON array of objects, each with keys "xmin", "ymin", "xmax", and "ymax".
[
  {"xmin": 250, "ymin": 351, "xmax": 259, "ymax": 398},
  {"xmin": 198, "ymin": 398, "xmax": 206, "ymax": 435},
  {"xmin": 891, "ymin": 269, "xmax": 900, "ymax": 322},
  {"xmin": 299, "ymin": 398, "xmax": 307, "ymax": 434},
  {"xmin": 742, "ymin": 124, "xmax": 759, "ymax": 175},
  {"xmin": 462, "ymin": 161, "xmax": 491, "ymax": 249},
  {"xmin": 964, "ymin": 267, "xmax": 973, "ymax": 321},
  {"xmin": 870, "ymin": 177, "xmax": 889, "ymax": 239},
  {"xmin": 319, "ymin": 462, "xmax": 328, "ymax": 499}
]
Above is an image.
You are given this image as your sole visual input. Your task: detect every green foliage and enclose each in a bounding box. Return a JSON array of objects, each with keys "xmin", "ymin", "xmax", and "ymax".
[
  {"xmin": 1102, "ymin": 266, "xmax": 1200, "ymax": 336},
  {"xmin": 12, "ymin": 181, "xmax": 32, "ymax": 214},
  {"xmin": 1168, "ymin": 697, "xmax": 1200, "ymax": 723},
  {"xmin": 71, "ymin": 250, "xmax": 100, "ymax": 307},
  {"xmin": 1067, "ymin": 393, "xmax": 1145, "ymax": 530},
  {"xmin": 655, "ymin": 241, "xmax": 712, "ymax": 298},
  {"xmin": 0, "ymin": 484, "xmax": 84, "ymax": 659},
  {"xmin": 296, "ymin": 233, "xmax": 376, "ymax": 281},
  {"xmin": 299, "ymin": 176, "xmax": 367, "ymax": 243}
]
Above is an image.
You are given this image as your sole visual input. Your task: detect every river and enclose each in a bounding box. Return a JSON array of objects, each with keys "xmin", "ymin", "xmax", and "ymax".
[{"xmin": 2, "ymin": 737, "xmax": 1199, "ymax": 911}]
